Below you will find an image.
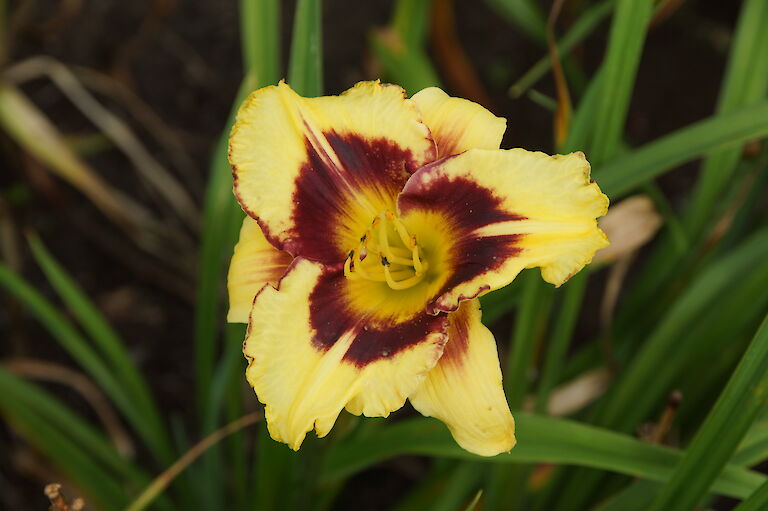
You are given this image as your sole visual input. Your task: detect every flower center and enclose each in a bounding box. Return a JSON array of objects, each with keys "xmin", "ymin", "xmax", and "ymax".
[{"xmin": 343, "ymin": 211, "xmax": 427, "ymax": 290}]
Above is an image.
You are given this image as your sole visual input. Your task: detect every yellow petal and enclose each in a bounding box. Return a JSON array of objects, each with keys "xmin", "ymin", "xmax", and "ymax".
[
  {"xmin": 411, "ymin": 87, "xmax": 506, "ymax": 157},
  {"xmin": 230, "ymin": 81, "xmax": 437, "ymax": 263},
  {"xmin": 227, "ymin": 216, "xmax": 293, "ymax": 323},
  {"xmin": 244, "ymin": 258, "xmax": 448, "ymax": 450},
  {"xmin": 409, "ymin": 299, "xmax": 515, "ymax": 456},
  {"xmin": 398, "ymin": 148, "xmax": 609, "ymax": 313}
]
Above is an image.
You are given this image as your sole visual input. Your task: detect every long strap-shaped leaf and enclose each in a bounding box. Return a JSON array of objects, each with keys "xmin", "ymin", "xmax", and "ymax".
[
  {"xmin": 26, "ymin": 235, "xmax": 174, "ymax": 465},
  {"xmin": 321, "ymin": 413, "xmax": 765, "ymax": 499},
  {"xmin": 649, "ymin": 314, "xmax": 768, "ymax": 510},
  {"xmin": 734, "ymin": 479, "xmax": 768, "ymax": 511},
  {"xmin": 685, "ymin": 0, "xmax": 768, "ymax": 236},
  {"xmin": 288, "ymin": 0, "xmax": 323, "ymax": 97},
  {"xmin": 595, "ymin": 101, "xmax": 768, "ymax": 198},
  {"xmin": 586, "ymin": 0, "xmax": 653, "ymax": 165}
]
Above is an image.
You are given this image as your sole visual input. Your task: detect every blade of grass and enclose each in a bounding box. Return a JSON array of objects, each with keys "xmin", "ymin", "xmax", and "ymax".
[
  {"xmin": 370, "ymin": 0, "xmax": 441, "ymax": 95},
  {"xmin": 594, "ymin": 101, "xmax": 768, "ymax": 198},
  {"xmin": 649, "ymin": 315, "xmax": 768, "ymax": 511},
  {"xmin": 685, "ymin": 0, "xmax": 768, "ymax": 236},
  {"xmin": 393, "ymin": 0, "xmax": 432, "ymax": 48},
  {"xmin": 483, "ymin": 0, "xmax": 546, "ymax": 43},
  {"xmin": 0, "ymin": 368, "xmax": 150, "ymax": 490},
  {"xmin": 192, "ymin": 80, "xmax": 251, "ymax": 511},
  {"xmin": 0, "ymin": 369, "xmax": 145, "ymax": 510},
  {"xmin": 594, "ymin": 480, "xmax": 659, "ymax": 511},
  {"xmin": 195, "ymin": 86, "xmax": 251, "ymax": 423},
  {"xmin": 432, "ymin": 462, "xmax": 484, "ymax": 511},
  {"xmin": 5, "ymin": 57, "xmax": 200, "ymax": 230},
  {"xmin": 733, "ymin": 419, "xmax": 768, "ymax": 466},
  {"xmin": 563, "ymin": 66, "xmax": 604, "ymax": 152},
  {"xmin": 552, "ymin": 229, "xmax": 768, "ymax": 510},
  {"xmin": 195, "ymin": 0, "xmax": 281, "ymax": 421},
  {"xmin": 611, "ymin": 149, "xmax": 768, "ymax": 348},
  {"xmin": 26, "ymin": 234, "xmax": 173, "ymax": 464},
  {"xmin": 240, "ymin": 0, "xmax": 281, "ymax": 86},
  {"xmin": 0, "ymin": 263, "xmax": 167, "ymax": 464},
  {"xmin": 246, "ymin": 3, "xmax": 325, "ymax": 509},
  {"xmin": 369, "ymin": 30, "xmax": 441, "ymax": 94},
  {"xmin": 734, "ymin": 479, "xmax": 768, "ymax": 511},
  {"xmin": 321, "ymin": 414, "xmax": 766, "ymax": 499},
  {"xmin": 288, "ymin": 0, "xmax": 323, "ymax": 97},
  {"xmin": 5, "ymin": 402, "xmax": 131, "ymax": 510},
  {"xmin": 194, "ymin": 0, "xmax": 282, "ymax": 498},
  {"xmin": 597, "ymin": 228, "xmax": 768, "ymax": 431},
  {"xmin": 504, "ymin": 272, "xmax": 554, "ymax": 408},
  {"xmin": 125, "ymin": 413, "xmax": 261, "ymax": 511},
  {"xmin": 510, "ymin": 0, "xmax": 614, "ymax": 98},
  {"xmin": 0, "ymin": 83, "xmax": 153, "ymax": 236},
  {"xmin": 586, "ymin": 0, "xmax": 653, "ymax": 164},
  {"xmin": 534, "ymin": 272, "xmax": 588, "ymax": 413},
  {"xmin": 478, "ymin": 277, "xmax": 523, "ymax": 325}
]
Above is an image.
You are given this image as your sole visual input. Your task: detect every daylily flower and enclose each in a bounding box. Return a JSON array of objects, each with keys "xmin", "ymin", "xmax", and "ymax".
[{"xmin": 227, "ymin": 81, "xmax": 608, "ymax": 456}]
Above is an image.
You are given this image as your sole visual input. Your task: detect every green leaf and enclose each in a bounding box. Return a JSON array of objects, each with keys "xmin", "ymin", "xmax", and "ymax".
[
  {"xmin": 431, "ymin": 462, "xmax": 483, "ymax": 511},
  {"xmin": 0, "ymin": 263, "xmax": 164, "ymax": 464},
  {"xmin": 733, "ymin": 419, "xmax": 768, "ymax": 467},
  {"xmin": 649, "ymin": 314, "xmax": 768, "ymax": 511},
  {"xmin": 504, "ymin": 272, "xmax": 554, "ymax": 408},
  {"xmin": 321, "ymin": 414, "xmax": 766, "ymax": 499},
  {"xmin": 26, "ymin": 234, "xmax": 173, "ymax": 464},
  {"xmin": 393, "ymin": 0, "xmax": 432, "ymax": 48},
  {"xmin": 594, "ymin": 101, "xmax": 768, "ymax": 198},
  {"xmin": 510, "ymin": 0, "xmax": 614, "ymax": 98},
  {"xmin": 685, "ymin": 0, "xmax": 768, "ymax": 235},
  {"xmin": 734, "ymin": 479, "xmax": 768, "ymax": 511},
  {"xmin": 483, "ymin": 0, "xmax": 546, "ymax": 43},
  {"xmin": 194, "ymin": 85, "xmax": 250, "ymax": 421},
  {"xmin": 0, "ymin": 368, "xmax": 150, "ymax": 486},
  {"xmin": 594, "ymin": 480, "xmax": 658, "ymax": 511},
  {"xmin": 288, "ymin": 0, "xmax": 323, "ymax": 97},
  {"xmin": 194, "ymin": 0, "xmax": 282, "ymax": 502},
  {"xmin": 370, "ymin": 0, "xmax": 441, "ymax": 95},
  {"xmin": 0, "ymin": 369, "xmax": 152, "ymax": 511},
  {"xmin": 586, "ymin": 0, "xmax": 653, "ymax": 164},
  {"xmin": 240, "ymin": 0, "xmax": 281, "ymax": 86},
  {"xmin": 195, "ymin": 0, "xmax": 282, "ymax": 422},
  {"xmin": 534, "ymin": 272, "xmax": 588, "ymax": 413},
  {"xmin": 596, "ymin": 228, "xmax": 768, "ymax": 431}
]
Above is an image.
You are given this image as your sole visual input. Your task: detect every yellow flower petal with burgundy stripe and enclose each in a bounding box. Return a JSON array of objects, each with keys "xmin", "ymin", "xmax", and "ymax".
[
  {"xmin": 230, "ymin": 81, "xmax": 436, "ymax": 263},
  {"xmin": 411, "ymin": 87, "xmax": 506, "ymax": 157},
  {"xmin": 409, "ymin": 299, "xmax": 515, "ymax": 456},
  {"xmin": 228, "ymin": 81, "xmax": 610, "ymax": 457},
  {"xmin": 244, "ymin": 258, "xmax": 448, "ymax": 450},
  {"xmin": 398, "ymin": 148, "xmax": 609, "ymax": 314},
  {"xmin": 227, "ymin": 216, "xmax": 292, "ymax": 323}
]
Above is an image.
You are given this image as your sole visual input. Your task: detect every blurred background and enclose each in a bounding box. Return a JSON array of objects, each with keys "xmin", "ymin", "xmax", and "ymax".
[{"xmin": 2, "ymin": 1, "xmax": 767, "ymax": 510}]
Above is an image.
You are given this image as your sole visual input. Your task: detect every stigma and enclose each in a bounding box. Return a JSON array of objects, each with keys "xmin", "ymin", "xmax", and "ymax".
[{"xmin": 343, "ymin": 211, "xmax": 427, "ymax": 290}]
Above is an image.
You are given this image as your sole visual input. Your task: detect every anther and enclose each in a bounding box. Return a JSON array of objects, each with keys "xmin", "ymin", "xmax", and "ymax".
[
  {"xmin": 344, "ymin": 210, "xmax": 428, "ymax": 290},
  {"xmin": 343, "ymin": 252, "xmax": 356, "ymax": 279}
]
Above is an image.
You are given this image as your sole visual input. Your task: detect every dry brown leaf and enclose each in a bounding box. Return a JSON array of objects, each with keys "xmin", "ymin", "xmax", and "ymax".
[
  {"xmin": 525, "ymin": 367, "xmax": 612, "ymax": 417},
  {"xmin": 594, "ymin": 195, "xmax": 663, "ymax": 264}
]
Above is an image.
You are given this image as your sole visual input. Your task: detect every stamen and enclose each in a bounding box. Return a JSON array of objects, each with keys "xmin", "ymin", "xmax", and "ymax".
[
  {"xmin": 411, "ymin": 238, "xmax": 423, "ymax": 274},
  {"xmin": 344, "ymin": 210, "xmax": 428, "ymax": 290},
  {"xmin": 387, "ymin": 211, "xmax": 416, "ymax": 249},
  {"xmin": 384, "ymin": 264, "xmax": 426, "ymax": 290},
  {"xmin": 353, "ymin": 256, "xmax": 386, "ymax": 281}
]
